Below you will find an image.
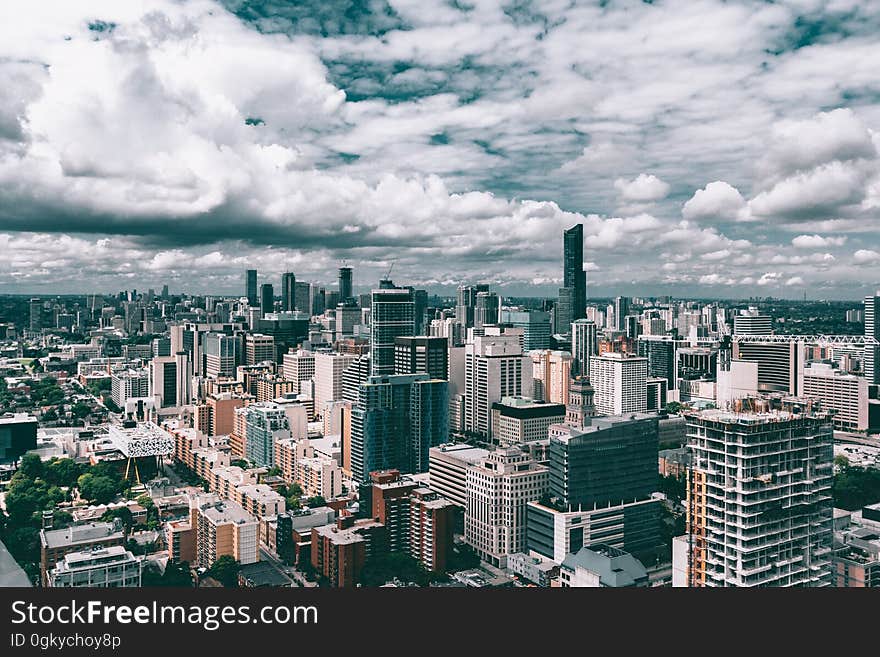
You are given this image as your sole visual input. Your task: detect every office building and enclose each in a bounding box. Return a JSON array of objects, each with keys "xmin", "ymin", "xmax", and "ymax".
[
  {"xmin": 110, "ymin": 369, "xmax": 150, "ymax": 408},
  {"xmin": 500, "ymin": 309, "xmax": 552, "ymax": 351},
  {"xmin": 590, "ymin": 353, "xmax": 647, "ymax": 416},
  {"xmin": 338, "ymin": 267, "xmax": 353, "ymax": 303},
  {"xmin": 203, "ymin": 332, "xmax": 240, "ymax": 378},
  {"xmin": 571, "ymin": 319, "xmax": 598, "ymax": 377},
  {"xmin": 563, "ymin": 224, "xmax": 586, "ymax": 321},
  {"xmin": 474, "ymin": 291, "xmax": 500, "ymax": 329},
  {"xmin": 556, "ymin": 287, "xmax": 574, "ymax": 335},
  {"xmin": 0, "ymin": 413, "xmax": 38, "ymax": 464},
  {"xmin": 613, "ymin": 297, "xmax": 630, "ymax": 332},
  {"xmin": 465, "ymin": 447, "xmax": 549, "ymax": 567},
  {"xmin": 865, "ymin": 293, "xmax": 880, "ymax": 385},
  {"xmin": 637, "ymin": 338, "xmax": 675, "ymax": 388},
  {"xmin": 455, "ymin": 284, "xmax": 488, "ymax": 330},
  {"xmin": 428, "ymin": 444, "xmax": 490, "ymax": 508},
  {"xmin": 490, "ymin": 396, "xmax": 565, "ymax": 446},
  {"xmin": 802, "ymin": 362, "xmax": 868, "ymax": 432},
  {"xmin": 40, "ymin": 522, "xmax": 126, "ymax": 586},
  {"xmin": 734, "ymin": 338, "xmax": 804, "ymax": 395},
  {"xmin": 47, "ymin": 546, "xmax": 143, "ymax": 588},
  {"xmin": 733, "ymin": 307, "xmax": 772, "ymax": 336},
  {"xmin": 281, "ymin": 273, "xmax": 296, "ymax": 312},
  {"xmin": 349, "ymin": 374, "xmax": 448, "ymax": 481},
  {"xmin": 260, "ymin": 283, "xmax": 274, "ymax": 316},
  {"xmin": 464, "ymin": 334, "xmax": 533, "ymax": 439},
  {"xmin": 282, "ymin": 349, "xmax": 316, "ymax": 394},
  {"xmin": 314, "ymin": 352, "xmax": 358, "ymax": 410},
  {"xmin": 245, "ymin": 333, "xmax": 275, "ymax": 366},
  {"xmin": 370, "ymin": 283, "xmax": 415, "ymax": 375},
  {"xmin": 246, "ymin": 269, "xmax": 258, "ymax": 306},
  {"xmin": 394, "ymin": 336, "xmax": 448, "ymax": 380},
  {"xmin": 683, "ymin": 408, "xmax": 834, "ymax": 587}
]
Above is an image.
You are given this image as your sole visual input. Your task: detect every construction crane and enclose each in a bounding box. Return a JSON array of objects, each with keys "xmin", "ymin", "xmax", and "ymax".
[{"xmin": 384, "ymin": 259, "xmax": 396, "ymax": 280}]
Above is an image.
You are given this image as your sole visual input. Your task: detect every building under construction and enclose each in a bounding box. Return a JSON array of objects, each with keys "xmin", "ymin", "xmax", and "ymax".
[{"xmin": 681, "ymin": 404, "xmax": 834, "ymax": 587}]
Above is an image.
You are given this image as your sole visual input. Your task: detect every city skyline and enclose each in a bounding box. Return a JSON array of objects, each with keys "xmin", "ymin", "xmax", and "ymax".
[{"xmin": 2, "ymin": 1, "xmax": 880, "ymax": 299}]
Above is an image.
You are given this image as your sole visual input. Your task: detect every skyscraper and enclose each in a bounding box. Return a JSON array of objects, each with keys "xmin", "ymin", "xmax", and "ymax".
[
  {"xmin": 370, "ymin": 282, "xmax": 415, "ymax": 375},
  {"xmin": 246, "ymin": 269, "xmax": 258, "ymax": 306},
  {"xmin": 571, "ymin": 319, "xmax": 598, "ymax": 376},
  {"xmin": 338, "ymin": 266, "xmax": 353, "ymax": 303},
  {"xmin": 590, "ymin": 353, "xmax": 647, "ymax": 416},
  {"xmin": 281, "ymin": 272, "xmax": 296, "ymax": 312},
  {"xmin": 349, "ymin": 374, "xmax": 448, "ymax": 481},
  {"xmin": 613, "ymin": 296, "xmax": 630, "ymax": 332},
  {"xmin": 563, "ymin": 224, "xmax": 586, "ymax": 321},
  {"xmin": 455, "ymin": 284, "xmax": 488, "ymax": 329},
  {"xmin": 474, "ymin": 291, "xmax": 500, "ymax": 329},
  {"xmin": 865, "ymin": 292, "xmax": 880, "ymax": 384},
  {"xmin": 260, "ymin": 283, "xmax": 274, "ymax": 316},
  {"xmin": 683, "ymin": 408, "xmax": 833, "ymax": 587}
]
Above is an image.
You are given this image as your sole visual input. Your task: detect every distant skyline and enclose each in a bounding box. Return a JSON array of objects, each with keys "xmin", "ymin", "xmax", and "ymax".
[{"xmin": 1, "ymin": 1, "xmax": 880, "ymax": 299}]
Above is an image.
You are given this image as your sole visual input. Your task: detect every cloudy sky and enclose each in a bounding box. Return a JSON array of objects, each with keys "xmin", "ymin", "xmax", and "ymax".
[{"xmin": 1, "ymin": 0, "xmax": 879, "ymax": 299}]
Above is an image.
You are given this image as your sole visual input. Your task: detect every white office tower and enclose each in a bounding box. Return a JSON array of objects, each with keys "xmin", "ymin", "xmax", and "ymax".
[
  {"xmin": 733, "ymin": 306, "xmax": 772, "ymax": 335},
  {"xmin": 464, "ymin": 334, "xmax": 533, "ymax": 439},
  {"xmin": 464, "ymin": 447, "xmax": 549, "ymax": 568},
  {"xmin": 281, "ymin": 349, "xmax": 316, "ymax": 394},
  {"xmin": 571, "ymin": 319, "xmax": 598, "ymax": 377},
  {"xmin": 865, "ymin": 292, "xmax": 880, "ymax": 384},
  {"xmin": 313, "ymin": 352, "xmax": 357, "ymax": 412},
  {"xmin": 684, "ymin": 408, "xmax": 834, "ymax": 587},
  {"xmin": 589, "ymin": 353, "xmax": 647, "ymax": 416},
  {"xmin": 715, "ymin": 342, "xmax": 758, "ymax": 410}
]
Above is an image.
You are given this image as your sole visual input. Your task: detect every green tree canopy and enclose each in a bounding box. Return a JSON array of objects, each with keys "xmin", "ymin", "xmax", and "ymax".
[{"xmin": 207, "ymin": 555, "xmax": 240, "ymax": 588}]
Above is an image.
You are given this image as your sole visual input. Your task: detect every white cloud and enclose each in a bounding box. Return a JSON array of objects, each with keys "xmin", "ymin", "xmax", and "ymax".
[
  {"xmin": 791, "ymin": 234, "xmax": 847, "ymax": 248},
  {"xmin": 785, "ymin": 276, "xmax": 805, "ymax": 286},
  {"xmin": 613, "ymin": 174, "xmax": 670, "ymax": 202},
  {"xmin": 854, "ymin": 249, "xmax": 880, "ymax": 265},
  {"xmin": 682, "ymin": 181, "xmax": 747, "ymax": 222}
]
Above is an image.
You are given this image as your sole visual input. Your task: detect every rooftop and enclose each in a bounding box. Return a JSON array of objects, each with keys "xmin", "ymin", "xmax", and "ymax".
[
  {"xmin": 41, "ymin": 521, "xmax": 124, "ymax": 550},
  {"xmin": 199, "ymin": 500, "xmax": 257, "ymax": 526}
]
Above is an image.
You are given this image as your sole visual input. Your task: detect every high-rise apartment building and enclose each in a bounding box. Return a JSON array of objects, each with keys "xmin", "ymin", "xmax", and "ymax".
[
  {"xmin": 281, "ymin": 349, "xmax": 316, "ymax": 394},
  {"xmin": 194, "ymin": 497, "xmax": 259, "ymax": 569},
  {"xmin": 590, "ymin": 353, "xmax": 647, "ymax": 416},
  {"xmin": 314, "ymin": 352, "xmax": 358, "ymax": 410},
  {"xmin": 242, "ymin": 402, "xmax": 291, "ymax": 467},
  {"xmin": 683, "ymin": 408, "xmax": 834, "ymax": 587},
  {"xmin": 530, "ymin": 350, "xmax": 572, "ymax": 404}
]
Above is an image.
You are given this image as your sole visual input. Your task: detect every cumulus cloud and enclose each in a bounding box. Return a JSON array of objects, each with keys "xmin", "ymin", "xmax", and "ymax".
[
  {"xmin": 854, "ymin": 249, "xmax": 880, "ymax": 265},
  {"xmin": 791, "ymin": 234, "xmax": 847, "ymax": 248},
  {"xmin": 681, "ymin": 182, "xmax": 747, "ymax": 223},
  {"xmin": 1, "ymin": 0, "xmax": 880, "ymax": 296},
  {"xmin": 614, "ymin": 174, "xmax": 670, "ymax": 202}
]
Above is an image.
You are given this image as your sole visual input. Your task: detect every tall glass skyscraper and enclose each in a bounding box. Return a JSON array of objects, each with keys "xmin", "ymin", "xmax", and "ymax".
[
  {"xmin": 370, "ymin": 282, "xmax": 415, "ymax": 375},
  {"xmin": 281, "ymin": 272, "xmax": 296, "ymax": 312},
  {"xmin": 246, "ymin": 269, "xmax": 258, "ymax": 306},
  {"xmin": 563, "ymin": 224, "xmax": 586, "ymax": 321}
]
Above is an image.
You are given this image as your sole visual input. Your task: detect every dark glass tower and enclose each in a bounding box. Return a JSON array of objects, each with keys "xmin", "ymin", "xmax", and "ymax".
[
  {"xmin": 338, "ymin": 266, "xmax": 353, "ymax": 303},
  {"xmin": 260, "ymin": 283, "xmax": 274, "ymax": 316},
  {"xmin": 281, "ymin": 272, "xmax": 296, "ymax": 312},
  {"xmin": 246, "ymin": 269, "xmax": 258, "ymax": 306},
  {"xmin": 563, "ymin": 224, "xmax": 586, "ymax": 321}
]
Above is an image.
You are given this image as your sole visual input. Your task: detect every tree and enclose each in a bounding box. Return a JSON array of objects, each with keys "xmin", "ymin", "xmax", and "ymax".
[
  {"xmin": 306, "ymin": 496, "xmax": 327, "ymax": 508},
  {"xmin": 70, "ymin": 402, "xmax": 92, "ymax": 419},
  {"xmin": 45, "ymin": 458, "xmax": 82, "ymax": 488},
  {"xmin": 101, "ymin": 507, "xmax": 134, "ymax": 529},
  {"xmin": 361, "ymin": 553, "xmax": 432, "ymax": 587},
  {"xmin": 834, "ymin": 454, "xmax": 850, "ymax": 470},
  {"xmin": 18, "ymin": 453, "xmax": 44, "ymax": 480},
  {"xmin": 143, "ymin": 561, "xmax": 193, "ymax": 587},
  {"xmin": 78, "ymin": 474, "xmax": 120, "ymax": 505},
  {"xmin": 665, "ymin": 401, "xmax": 684, "ymax": 415},
  {"xmin": 230, "ymin": 459, "xmax": 249, "ymax": 469},
  {"xmin": 207, "ymin": 555, "xmax": 240, "ymax": 588}
]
